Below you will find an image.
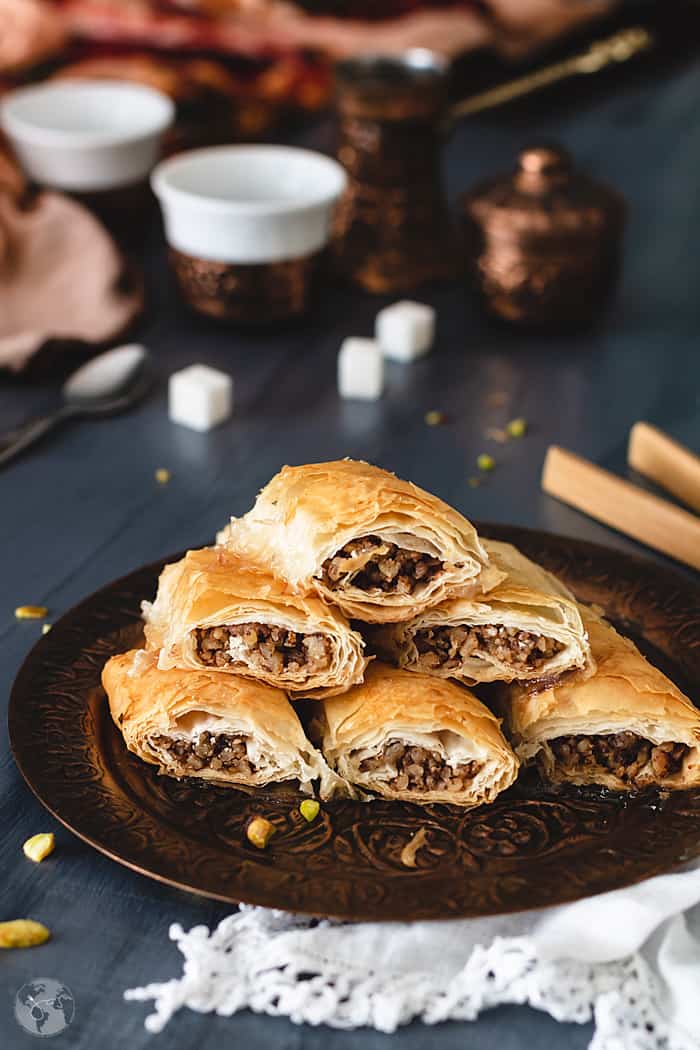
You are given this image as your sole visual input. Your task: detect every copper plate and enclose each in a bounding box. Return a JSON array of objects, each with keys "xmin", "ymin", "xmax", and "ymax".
[{"xmin": 9, "ymin": 525, "xmax": 700, "ymax": 921}]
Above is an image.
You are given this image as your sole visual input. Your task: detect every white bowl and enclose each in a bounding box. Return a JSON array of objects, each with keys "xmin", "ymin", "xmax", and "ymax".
[
  {"xmin": 0, "ymin": 80, "xmax": 175, "ymax": 192},
  {"xmin": 151, "ymin": 145, "xmax": 348, "ymax": 265}
]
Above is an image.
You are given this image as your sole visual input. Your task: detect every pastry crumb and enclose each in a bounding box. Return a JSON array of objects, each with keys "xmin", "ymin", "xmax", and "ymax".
[
  {"xmin": 400, "ymin": 827, "xmax": 429, "ymax": 868},
  {"xmin": 15, "ymin": 606, "xmax": 48, "ymax": 620},
  {"xmin": 23, "ymin": 833, "xmax": 55, "ymax": 863},
  {"xmin": 155, "ymin": 468, "xmax": 171, "ymax": 485},
  {"xmin": 0, "ymin": 919, "xmax": 50, "ymax": 949},
  {"xmin": 246, "ymin": 817, "xmax": 275, "ymax": 849}
]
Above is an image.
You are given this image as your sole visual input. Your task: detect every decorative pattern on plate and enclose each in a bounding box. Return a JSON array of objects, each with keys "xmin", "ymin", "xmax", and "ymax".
[{"xmin": 9, "ymin": 526, "xmax": 700, "ymax": 920}]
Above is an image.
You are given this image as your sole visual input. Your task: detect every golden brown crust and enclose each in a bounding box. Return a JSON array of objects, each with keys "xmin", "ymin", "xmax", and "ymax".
[
  {"xmin": 143, "ymin": 546, "xmax": 368, "ymax": 698},
  {"xmin": 319, "ymin": 662, "xmax": 518, "ymax": 806},
  {"xmin": 371, "ymin": 540, "xmax": 590, "ymax": 683},
  {"xmin": 218, "ymin": 459, "xmax": 501, "ymax": 623},
  {"xmin": 102, "ymin": 648, "xmax": 344, "ymax": 797},
  {"xmin": 504, "ymin": 611, "xmax": 700, "ymax": 790}
]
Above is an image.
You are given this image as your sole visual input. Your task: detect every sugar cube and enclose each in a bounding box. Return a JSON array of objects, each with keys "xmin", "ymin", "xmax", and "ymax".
[
  {"xmin": 375, "ymin": 300, "xmax": 435, "ymax": 362},
  {"xmin": 168, "ymin": 364, "xmax": 233, "ymax": 432},
  {"xmin": 337, "ymin": 338, "xmax": 384, "ymax": 400}
]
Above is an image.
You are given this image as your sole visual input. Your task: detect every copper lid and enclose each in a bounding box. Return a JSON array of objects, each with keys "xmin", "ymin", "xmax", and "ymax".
[{"xmin": 464, "ymin": 143, "xmax": 625, "ymax": 240}]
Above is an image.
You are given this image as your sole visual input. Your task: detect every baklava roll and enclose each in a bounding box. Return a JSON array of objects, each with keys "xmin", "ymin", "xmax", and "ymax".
[
  {"xmin": 102, "ymin": 649, "xmax": 344, "ymax": 797},
  {"xmin": 504, "ymin": 612, "xmax": 700, "ymax": 791},
  {"xmin": 370, "ymin": 541, "xmax": 590, "ymax": 684},
  {"xmin": 218, "ymin": 459, "xmax": 502, "ymax": 623},
  {"xmin": 317, "ymin": 662, "xmax": 518, "ymax": 807},
  {"xmin": 143, "ymin": 547, "xmax": 368, "ymax": 699}
]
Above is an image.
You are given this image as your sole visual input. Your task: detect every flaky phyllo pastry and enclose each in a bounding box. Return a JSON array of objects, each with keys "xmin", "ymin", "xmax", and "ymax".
[
  {"xmin": 370, "ymin": 541, "xmax": 590, "ymax": 684},
  {"xmin": 102, "ymin": 649, "xmax": 345, "ymax": 797},
  {"xmin": 142, "ymin": 546, "xmax": 368, "ymax": 699},
  {"xmin": 317, "ymin": 662, "xmax": 518, "ymax": 807},
  {"xmin": 504, "ymin": 612, "xmax": 700, "ymax": 791},
  {"xmin": 217, "ymin": 459, "xmax": 504, "ymax": 624}
]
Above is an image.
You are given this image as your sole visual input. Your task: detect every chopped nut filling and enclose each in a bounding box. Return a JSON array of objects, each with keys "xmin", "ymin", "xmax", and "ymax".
[
  {"xmin": 548, "ymin": 732, "xmax": 688, "ymax": 785},
  {"xmin": 151, "ymin": 731, "xmax": 256, "ymax": 774},
  {"xmin": 194, "ymin": 622, "xmax": 331, "ymax": 675},
  {"xmin": 358, "ymin": 740, "xmax": 481, "ymax": 793},
  {"xmin": 321, "ymin": 535, "xmax": 444, "ymax": 595},
  {"xmin": 413, "ymin": 624, "xmax": 565, "ymax": 672}
]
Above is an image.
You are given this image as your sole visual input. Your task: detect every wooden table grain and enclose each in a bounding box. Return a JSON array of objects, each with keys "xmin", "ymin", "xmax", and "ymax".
[{"xmin": 2, "ymin": 50, "xmax": 700, "ymax": 1050}]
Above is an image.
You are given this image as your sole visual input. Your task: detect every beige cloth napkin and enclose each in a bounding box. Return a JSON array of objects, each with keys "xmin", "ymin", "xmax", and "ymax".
[
  {"xmin": 0, "ymin": 154, "xmax": 143, "ymax": 372},
  {"xmin": 0, "ymin": 0, "xmax": 66, "ymax": 75}
]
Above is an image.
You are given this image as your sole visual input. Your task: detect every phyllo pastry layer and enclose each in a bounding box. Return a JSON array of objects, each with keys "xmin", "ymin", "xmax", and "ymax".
[
  {"xmin": 102, "ymin": 649, "xmax": 344, "ymax": 797},
  {"xmin": 370, "ymin": 541, "xmax": 590, "ymax": 684},
  {"xmin": 504, "ymin": 612, "xmax": 700, "ymax": 791},
  {"xmin": 142, "ymin": 546, "xmax": 368, "ymax": 699},
  {"xmin": 317, "ymin": 662, "xmax": 518, "ymax": 807},
  {"xmin": 218, "ymin": 459, "xmax": 503, "ymax": 624}
]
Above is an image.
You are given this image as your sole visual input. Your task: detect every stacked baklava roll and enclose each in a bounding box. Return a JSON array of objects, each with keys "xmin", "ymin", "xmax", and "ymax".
[
  {"xmin": 102, "ymin": 458, "xmax": 700, "ymax": 807},
  {"xmin": 501, "ymin": 610, "xmax": 700, "ymax": 791}
]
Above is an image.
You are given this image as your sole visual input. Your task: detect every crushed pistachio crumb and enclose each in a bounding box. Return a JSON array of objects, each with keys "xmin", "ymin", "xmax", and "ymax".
[
  {"xmin": 0, "ymin": 919, "xmax": 50, "ymax": 949},
  {"xmin": 424, "ymin": 410, "xmax": 448, "ymax": 426},
  {"xmin": 15, "ymin": 606, "xmax": 48, "ymax": 620},
  {"xmin": 506, "ymin": 417, "xmax": 527, "ymax": 438},
  {"xmin": 467, "ymin": 476, "xmax": 482, "ymax": 488},
  {"xmin": 23, "ymin": 833, "xmax": 55, "ymax": 863},
  {"xmin": 42, "ymin": 624, "xmax": 51, "ymax": 635},
  {"xmin": 476, "ymin": 453, "xmax": 495, "ymax": 472},
  {"xmin": 300, "ymin": 799, "xmax": 320, "ymax": 823},
  {"xmin": 246, "ymin": 816, "xmax": 275, "ymax": 850},
  {"xmin": 155, "ymin": 468, "xmax": 171, "ymax": 485}
]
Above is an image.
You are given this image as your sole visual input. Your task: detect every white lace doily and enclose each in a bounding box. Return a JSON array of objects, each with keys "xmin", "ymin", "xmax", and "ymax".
[{"xmin": 125, "ymin": 895, "xmax": 700, "ymax": 1050}]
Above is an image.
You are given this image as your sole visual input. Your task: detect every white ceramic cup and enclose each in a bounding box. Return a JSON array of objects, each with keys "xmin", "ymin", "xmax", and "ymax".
[
  {"xmin": 0, "ymin": 80, "xmax": 175, "ymax": 192},
  {"xmin": 151, "ymin": 145, "xmax": 348, "ymax": 265}
]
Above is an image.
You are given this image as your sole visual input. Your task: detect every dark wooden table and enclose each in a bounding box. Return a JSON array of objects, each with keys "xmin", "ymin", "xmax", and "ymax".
[{"xmin": 2, "ymin": 45, "xmax": 700, "ymax": 1050}]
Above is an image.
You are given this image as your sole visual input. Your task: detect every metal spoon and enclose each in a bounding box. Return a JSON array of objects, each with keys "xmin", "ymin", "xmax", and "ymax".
[{"xmin": 0, "ymin": 343, "xmax": 152, "ymax": 468}]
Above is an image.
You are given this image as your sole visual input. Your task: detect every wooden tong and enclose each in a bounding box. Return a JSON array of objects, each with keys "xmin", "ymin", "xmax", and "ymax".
[{"xmin": 542, "ymin": 423, "xmax": 700, "ymax": 572}]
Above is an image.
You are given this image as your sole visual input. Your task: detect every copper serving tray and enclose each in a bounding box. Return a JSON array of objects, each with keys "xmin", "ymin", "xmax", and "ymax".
[{"xmin": 9, "ymin": 525, "xmax": 700, "ymax": 921}]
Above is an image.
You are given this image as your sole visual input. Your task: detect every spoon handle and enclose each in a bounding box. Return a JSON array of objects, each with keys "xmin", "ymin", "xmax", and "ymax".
[
  {"xmin": 443, "ymin": 26, "xmax": 652, "ymax": 131},
  {"xmin": 0, "ymin": 409, "xmax": 71, "ymax": 468}
]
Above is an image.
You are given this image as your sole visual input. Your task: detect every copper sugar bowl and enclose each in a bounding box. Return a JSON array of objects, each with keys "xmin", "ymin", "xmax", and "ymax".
[
  {"xmin": 331, "ymin": 50, "xmax": 456, "ymax": 294},
  {"xmin": 461, "ymin": 144, "xmax": 625, "ymax": 327}
]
